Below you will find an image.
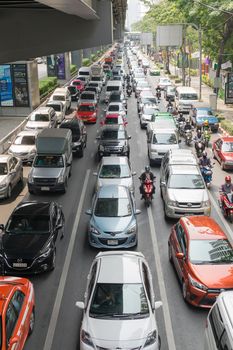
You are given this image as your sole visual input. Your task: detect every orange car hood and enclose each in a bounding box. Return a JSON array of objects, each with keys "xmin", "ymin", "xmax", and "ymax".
[{"xmin": 190, "ymin": 263, "xmax": 233, "ymax": 289}]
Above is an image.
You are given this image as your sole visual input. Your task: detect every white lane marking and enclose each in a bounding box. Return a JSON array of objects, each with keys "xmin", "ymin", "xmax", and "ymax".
[
  {"xmin": 43, "ymin": 169, "xmax": 91, "ymax": 350},
  {"xmin": 147, "ymin": 206, "xmax": 176, "ymax": 350},
  {"xmin": 209, "ymin": 191, "xmax": 233, "ymax": 245}
]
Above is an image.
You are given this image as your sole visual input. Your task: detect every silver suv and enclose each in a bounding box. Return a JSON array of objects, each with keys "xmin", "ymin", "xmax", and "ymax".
[{"xmin": 0, "ymin": 155, "xmax": 23, "ymax": 199}]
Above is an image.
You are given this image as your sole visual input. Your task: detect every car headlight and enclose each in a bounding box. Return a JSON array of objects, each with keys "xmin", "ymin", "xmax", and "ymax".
[
  {"xmin": 126, "ymin": 225, "xmax": 136, "ymax": 234},
  {"xmin": 0, "ymin": 182, "xmax": 7, "ymax": 189},
  {"xmin": 90, "ymin": 225, "xmax": 100, "ymax": 235},
  {"xmin": 81, "ymin": 330, "xmax": 94, "ymax": 348},
  {"xmin": 58, "ymin": 174, "xmax": 64, "ymax": 183},
  {"xmin": 202, "ymin": 200, "xmax": 210, "ymax": 207},
  {"xmin": 188, "ymin": 275, "xmax": 207, "ymax": 291},
  {"xmin": 37, "ymin": 245, "xmax": 52, "ymax": 260},
  {"xmin": 99, "ymin": 145, "xmax": 105, "ymax": 152},
  {"xmin": 167, "ymin": 200, "xmax": 177, "ymax": 207},
  {"xmin": 144, "ymin": 330, "xmax": 157, "ymax": 347}
]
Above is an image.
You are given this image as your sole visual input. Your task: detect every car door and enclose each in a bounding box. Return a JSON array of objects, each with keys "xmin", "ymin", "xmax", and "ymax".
[
  {"xmin": 84, "ymin": 262, "xmax": 98, "ymax": 309},
  {"xmin": 13, "ymin": 157, "xmax": 21, "ymax": 185},
  {"xmin": 142, "ymin": 262, "xmax": 155, "ymax": 311},
  {"xmin": 8, "ymin": 158, "xmax": 17, "ymax": 188},
  {"xmin": 161, "ymin": 168, "xmax": 169, "ymax": 200},
  {"xmin": 214, "ymin": 139, "xmax": 222, "ymax": 162},
  {"xmin": 172, "ymin": 223, "xmax": 188, "ymax": 281}
]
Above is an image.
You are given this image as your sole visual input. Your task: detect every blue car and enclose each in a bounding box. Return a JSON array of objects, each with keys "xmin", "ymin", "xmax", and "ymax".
[{"xmin": 190, "ymin": 107, "xmax": 219, "ymax": 132}]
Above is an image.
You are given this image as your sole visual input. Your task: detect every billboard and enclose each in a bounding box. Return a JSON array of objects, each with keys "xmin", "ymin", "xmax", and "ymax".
[
  {"xmin": 156, "ymin": 25, "xmax": 183, "ymax": 47},
  {"xmin": 47, "ymin": 54, "xmax": 66, "ymax": 79},
  {"xmin": 140, "ymin": 33, "xmax": 153, "ymax": 46},
  {"xmin": 0, "ymin": 65, "xmax": 13, "ymax": 106},
  {"xmin": 12, "ymin": 64, "xmax": 29, "ymax": 107}
]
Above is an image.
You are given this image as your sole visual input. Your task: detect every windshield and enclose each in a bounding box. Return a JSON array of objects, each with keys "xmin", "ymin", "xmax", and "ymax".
[
  {"xmin": 189, "ymin": 239, "xmax": 233, "ymax": 264},
  {"xmin": 137, "ymin": 82, "xmax": 149, "ymax": 88},
  {"xmin": 141, "ymin": 98, "xmax": 156, "ymax": 105},
  {"xmin": 52, "ymin": 95, "xmax": 65, "ymax": 101},
  {"xmin": 14, "ymin": 136, "xmax": 35, "ymax": 145},
  {"xmin": 78, "ymin": 105, "xmax": 95, "ymax": 112},
  {"xmin": 85, "ymin": 88, "xmax": 96, "ymax": 93},
  {"xmin": 48, "ymin": 104, "xmax": 61, "ymax": 112},
  {"xmin": 152, "ymin": 133, "xmax": 177, "ymax": 145},
  {"xmin": 94, "ymin": 197, "xmax": 132, "ymax": 217},
  {"xmin": 0, "ymin": 163, "xmax": 8, "ymax": 175},
  {"xmin": 89, "ymin": 283, "xmax": 149, "ymax": 319},
  {"xmin": 91, "ymin": 77, "xmax": 101, "ymax": 81},
  {"xmin": 108, "ymin": 105, "xmax": 120, "ymax": 112},
  {"xmin": 6, "ymin": 215, "xmax": 50, "ymax": 234},
  {"xmin": 30, "ymin": 114, "xmax": 49, "ymax": 122},
  {"xmin": 144, "ymin": 108, "xmax": 157, "ymax": 115},
  {"xmin": 101, "ymin": 130, "xmax": 126, "ymax": 140},
  {"xmin": 79, "ymin": 71, "xmax": 89, "ymax": 76},
  {"xmin": 81, "ymin": 94, "xmax": 95, "ymax": 100},
  {"xmin": 168, "ymin": 174, "xmax": 205, "ymax": 189},
  {"xmin": 72, "ymin": 81, "xmax": 81, "ymax": 86},
  {"xmin": 167, "ymin": 87, "xmax": 175, "ymax": 93},
  {"xmin": 105, "ymin": 117, "xmax": 123, "ymax": 125},
  {"xmin": 107, "ymin": 86, "xmax": 120, "ymax": 92},
  {"xmin": 222, "ymin": 142, "xmax": 233, "ymax": 152},
  {"xmin": 110, "ymin": 95, "xmax": 121, "ymax": 101},
  {"xmin": 34, "ymin": 155, "xmax": 64, "ymax": 168},
  {"xmin": 89, "ymin": 83, "xmax": 98, "ymax": 88},
  {"xmin": 99, "ymin": 164, "xmax": 130, "ymax": 178},
  {"xmin": 197, "ymin": 109, "xmax": 213, "ymax": 116},
  {"xmin": 180, "ymin": 93, "xmax": 198, "ymax": 100}
]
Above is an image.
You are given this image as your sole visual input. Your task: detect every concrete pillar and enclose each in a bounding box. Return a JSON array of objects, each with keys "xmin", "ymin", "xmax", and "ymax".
[
  {"xmin": 71, "ymin": 50, "xmax": 83, "ymax": 69},
  {"xmin": 83, "ymin": 48, "xmax": 91, "ymax": 58}
]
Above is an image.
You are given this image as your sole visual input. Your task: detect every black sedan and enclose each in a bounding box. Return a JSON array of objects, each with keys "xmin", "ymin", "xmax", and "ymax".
[{"xmin": 0, "ymin": 201, "xmax": 65, "ymax": 274}]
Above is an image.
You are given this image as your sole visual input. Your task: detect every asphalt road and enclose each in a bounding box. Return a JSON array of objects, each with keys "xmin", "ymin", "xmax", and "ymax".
[{"xmin": 0, "ymin": 70, "xmax": 232, "ymax": 350}]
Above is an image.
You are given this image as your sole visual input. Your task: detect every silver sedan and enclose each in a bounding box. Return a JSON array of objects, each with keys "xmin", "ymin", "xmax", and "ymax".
[{"xmin": 0, "ymin": 155, "xmax": 23, "ymax": 199}]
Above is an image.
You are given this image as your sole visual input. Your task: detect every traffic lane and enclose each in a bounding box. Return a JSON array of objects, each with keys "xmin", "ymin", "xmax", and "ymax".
[{"xmin": 49, "ymin": 94, "xmax": 170, "ymax": 350}]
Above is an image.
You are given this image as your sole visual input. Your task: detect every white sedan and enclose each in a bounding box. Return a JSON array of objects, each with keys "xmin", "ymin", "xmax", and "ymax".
[{"xmin": 76, "ymin": 251, "xmax": 162, "ymax": 350}]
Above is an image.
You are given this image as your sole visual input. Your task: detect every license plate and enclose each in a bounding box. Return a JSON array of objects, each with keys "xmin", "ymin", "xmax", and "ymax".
[
  {"xmin": 41, "ymin": 186, "xmax": 50, "ymax": 191},
  {"xmin": 107, "ymin": 240, "xmax": 118, "ymax": 245},
  {"xmin": 13, "ymin": 263, "xmax": 27, "ymax": 267}
]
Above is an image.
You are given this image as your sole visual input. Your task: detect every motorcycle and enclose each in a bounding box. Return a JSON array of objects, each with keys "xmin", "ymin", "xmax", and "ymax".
[
  {"xmin": 140, "ymin": 177, "xmax": 154, "ymax": 207},
  {"xmin": 195, "ymin": 141, "xmax": 205, "ymax": 158},
  {"xmin": 200, "ymin": 165, "xmax": 213, "ymax": 188},
  {"xmin": 203, "ymin": 130, "xmax": 211, "ymax": 147},
  {"xmin": 167, "ymin": 105, "xmax": 173, "ymax": 114},
  {"xmin": 127, "ymin": 87, "xmax": 132, "ymax": 97},
  {"xmin": 219, "ymin": 191, "xmax": 233, "ymax": 222},
  {"xmin": 178, "ymin": 121, "xmax": 185, "ymax": 137},
  {"xmin": 185, "ymin": 129, "xmax": 192, "ymax": 146},
  {"xmin": 156, "ymin": 89, "xmax": 161, "ymax": 100}
]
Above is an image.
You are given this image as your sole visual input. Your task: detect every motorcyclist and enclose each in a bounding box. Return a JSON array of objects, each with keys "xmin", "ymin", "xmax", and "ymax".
[
  {"xmin": 221, "ymin": 176, "xmax": 233, "ymax": 194},
  {"xmin": 126, "ymin": 83, "xmax": 132, "ymax": 96},
  {"xmin": 184, "ymin": 120, "xmax": 192, "ymax": 132},
  {"xmin": 177, "ymin": 112, "xmax": 185, "ymax": 123},
  {"xmin": 199, "ymin": 151, "xmax": 211, "ymax": 167},
  {"xmin": 139, "ymin": 166, "xmax": 156, "ymax": 199},
  {"xmin": 156, "ymin": 86, "xmax": 161, "ymax": 99},
  {"xmin": 201, "ymin": 120, "xmax": 211, "ymax": 133},
  {"xmin": 193, "ymin": 129, "xmax": 203, "ymax": 142},
  {"xmin": 166, "ymin": 99, "xmax": 173, "ymax": 108}
]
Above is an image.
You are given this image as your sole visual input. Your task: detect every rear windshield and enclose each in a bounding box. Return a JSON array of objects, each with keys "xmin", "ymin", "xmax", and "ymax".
[
  {"xmin": 14, "ymin": 135, "xmax": 35, "ymax": 145},
  {"xmin": 79, "ymin": 71, "xmax": 89, "ymax": 76},
  {"xmin": 91, "ymin": 77, "xmax": 101, "ymax": 81},
  {"xmin": 52, "ymin": 95, "xmax": 65, "ymax": 101},
  {"xmin": 30, "ymin": 114, "xmax": 49, "ymax": 122},
  {"xmin": 107, "ymin": 86, "xmax": 120, "ymax": 92},
  {"xmin": 81, "ymin": 94, "xmax": 95, "ymax": 100},
  {"xmin": 180, "ymin": 93, "xmax": 198, "ymax": 100},
  {"xmin": 78, "ymin": 105, "xmax": 95, "ymax": 112},
  {"xmin": 47, "ymin": 104, "xmax": 61, "ymax": 112},
  {"xmin": 34, "ymin": 155, "xmax": 64, "ymax": 168},
  {"xmin": 152, "ymin": 133, "xmax": 177, "ymax": 145}
]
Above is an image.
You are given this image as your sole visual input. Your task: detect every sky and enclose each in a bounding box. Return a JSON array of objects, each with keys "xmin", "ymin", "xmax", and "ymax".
[{"xmin": 126, "ymin": 0, "xmax": 147, "ymax": 31}]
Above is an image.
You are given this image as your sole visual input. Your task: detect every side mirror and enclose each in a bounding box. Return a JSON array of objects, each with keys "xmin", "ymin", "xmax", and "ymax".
[
  {"xmin": 85, "ymin": 209, "xmax": 92, "ymax": 215},
  {"xmin": 154, "ymin": 301, "xmax": 163, "ymax": 310},
  {"xmin": 75, "ymin": 301, "xmax": 85, "ymax": 310},
  {"xmin": 128, "ymin": 135, "xmax": 131, "ymax": 140},
  {"xmin": 176, "ymin": 252, "xmax": 184, "ymax": 260},
  {"xmin": 93, "ymin": 172, "xmax": 98, "ymax": 176},
  {"xmin": 160, "ymin": 181, "xmax": 166, "ymax": 187},
  {"xmin": 132, "ymin": 171, "xmax": 137, "ymax": 176},
  {"xmin": 135, "ymin": 209, "xmax": 141, "ymax": 215}
]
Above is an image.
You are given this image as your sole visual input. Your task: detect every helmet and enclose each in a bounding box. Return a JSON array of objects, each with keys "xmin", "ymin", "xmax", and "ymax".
[
  {"xmin": 145, "ymin": 166, "xmax": 150, "ymax": 172},
  {"xmin": 202, "ymin": 151, "xmax": 207, "ymax": 157},
  {"xmin": 225, "ymin": 176, "xmax": 231, "ymax": 183},
  {"xmin": 179, "ymin": 112, "xmax": 183, "ymax": 117},
  {"xmin": 197, "ymin": 130, "xmax": 202, "ymax": 137},
  {"xmin": 204, "ymin": 120, "xmax": 209, "ymax": 126}
]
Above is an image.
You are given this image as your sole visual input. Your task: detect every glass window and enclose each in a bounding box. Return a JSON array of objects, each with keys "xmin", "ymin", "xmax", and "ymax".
[
  {"xmin": 89, "ymin": 283, "xmax": 149, "ymax": 319},
  {"xmin": 86, "ymin": 263, "xmax": 97, "ymax": 304},
  {"xmin": 107, "ymin": 86, "xmax": 120, "ymax": 92},
  {"xmin": 0, "ymin": 162, "xmax": 8, "ymax": 175},
  {"xmin": 52, "ymin": 95, "xmax": 65, "ymax": 101},
  {"xmin": 180, "ymin": 93, "xmax": 198, "ymax": 100},
  {"xmin": 91, "ymin": 77, "xmax": 101, "ymax": 81},
  {"xmin": 6, "ymin": 215, "xmax": 50, "ymax": 234},
  {"xmin": 14, "ymin": 136, "xmax": 35, "ymax": 145},
  {"xmin": 99, "ymin": 164, "xmax": 130, "ymax": 178},
  {"xmin": 189, "ymin": 239, "xmax": 233, "ymax": 264},
  {"xmin": 30, "ymin": 113, "xmax": 49, "ymax": 121},
  {"xmin": 209, "ymin": 304, "xmax": 226, "ymax": 350},
  {"xmin": 94, "ymin": 198, "xmax": 132, "ymax": 217},
  {"xmin": 11, "ymin": 291, "xmax": 25, "ymax": 316},
  {"xmin": 101, "ymin": 130, "xmax": 126, "ymax": 140},
  {"xmin": 34, "ymin": 155, "xmax": 64, "ymax": 168},
  {"xmin": 108, "ymin": 105, "xmax": 120, "ymax": 112},
  {"xmin": 81, "ymin": 94, "xmax": 94, "ymax": 100},
  {"xmin": 142, "ymin": 263, "xmax": 152, "ymax": 305},
  {"xmin": 144, "ymin": 108, "xmax": 157, "ymax": 115},
  {"xmin": 222, "ymin": 142, "xmax": 233, "ymax": 152},
  {"xmin": 152, "ymin": 133, "xmax": 177, "ymax": 145},
  {"xmin": 6, "ymin": 302, "xmax": 18, "ymax": 345},
  {"xmin": 168, "ymin": 174, "xmax": 205, "ymax": 189},
  {"xmin": 78, "ymin": 105, "xmax": 95, "ymax": 112}
]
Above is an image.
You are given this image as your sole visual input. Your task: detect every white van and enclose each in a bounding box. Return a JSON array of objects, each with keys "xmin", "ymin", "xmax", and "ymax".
[
  {"xmin": 175, "ymin": 86, "xmax": 198, "ymax": 113},
  {"xmin": 78, "ymin": 66, "xmax": 91, "ymax": 77},
  {"xmin": 105, "ymin": 81, "xmax": 123, "ymax": 103},
  {"xmin": 205, "ymin": 291, "xmax": 233, "ymax": 350},
  {"xmin": 49, "ymin": 87, "xmax": 71, "ymax": 112}
]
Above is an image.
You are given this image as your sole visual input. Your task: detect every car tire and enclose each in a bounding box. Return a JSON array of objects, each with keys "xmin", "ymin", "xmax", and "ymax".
[
  {"xmin": 182, "ymin": 280, "xmax": 188, "ymax": 302},
  {"xmin": 6, "ymin": 184, "xmax": 12, "ymax": 199},
  {"xmin": 28, "ymin": 308, "xmax": 35, "ymax": 336},
  {"xmin": 50, "ymin": 248, "xmax": 56, "ymax": 271},
  {"xmin": 168, "ymin": 243, "xmax": 173, "ymax": 263}
]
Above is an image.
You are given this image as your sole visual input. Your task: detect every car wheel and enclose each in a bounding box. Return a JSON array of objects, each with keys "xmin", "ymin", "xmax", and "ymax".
[
  {"xmin": 28, "ymin": 308, "xmax": 35, "ymax": 336},
  {"xmin": 6, "ymin": 184, "xmax": 12, "ymax": 199},
  {"xmin": 168, "ymin": 243, "xmax": 173, "ymax": 263},
  {"xmin": 182, "ymin": 280, "xmax": 187, "ymax": 301},
  {"xmin": 50, "ymin": 248, "xmax": 56, "ymax": 271}
]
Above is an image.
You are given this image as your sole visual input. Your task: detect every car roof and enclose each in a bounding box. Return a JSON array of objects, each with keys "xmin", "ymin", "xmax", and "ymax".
[
  {"xmin": 0, "ymin": 277, "xmax": 29, "ymax": 314},
  {"xmin": 46, "ymin": 101, "xmax": 63, "ymax": 105},
  {"xmin": 108, "ymin": 102, "xmax": 122, "ymax": 106},
  {"xmin": 181, "ymin": 216, "xmax": 226, "ymax": 240},
  {"xmin": 168, "ymin": 155, "xmax": 197, "ymax": 165},
  {"xmin": 221, "ymin": 137, "xmax": 233, "ymax": 142},
  {"xmin": 17, "ymin": 130, "xmax": 39, "ymax": 137},
  {"xmin": 32, "ymin": 106, "xmax": 51, "ymax": 114},
  {"xmin": 170, "ymin": 165, "xmax": 199, "ymax": 174},
  {"xmin": 100, "ymin": 156, "xmax": 129, "ymax": 165},
  {"xmin": 96, "ymin": 252, "xmax": 143, "ymax": 283},
  {"xmin": 81, "ymin": 91, "xmax": 95, "ymax": 96},
  {"xmin": 105, "ymin": 114, "xmax": 121, "ymax": 118},
  {"xmin": 153, "ymin": 128, "xmax": 176, "ymax": 134},
  {"xmin": 98, "ymin": 185, "xmax": 128, "ymax": 198},
  {"xmin": 13, "ymin": 201, "xmax": 51, "ymax": 216}
]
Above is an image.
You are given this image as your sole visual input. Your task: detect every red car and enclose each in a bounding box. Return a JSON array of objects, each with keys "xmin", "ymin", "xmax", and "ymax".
[
  {"xmin": 168, "ymin": 215, "xmax": 233, "ymax": 308},
  {"xmin": 100, "ymin": 113, "xmax": 128, "ymax": 127},
  {"xmin": 76, "ymin": 103, "xmax": 97, "ymax": 123},
  {"xmin": 212, "ymin": 136, "xmax": 233, "ymax": 170},
  {"xmin": 71, "ymin": 79, "xmax": 85, "ymax": 93},
  {"xmin": 0, "ymin": 276, "xmax": 35, "ymax": 349}
]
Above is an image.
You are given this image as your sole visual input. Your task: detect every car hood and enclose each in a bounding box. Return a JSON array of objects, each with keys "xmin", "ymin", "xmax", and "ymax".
[
  {"xmin": 85, "ymin": 317, "xmax": 154, "ymax": 346},
  {"xmin": 97, "ymin": 178, "xmax": 132, "ymax": 189},
  {"xmin": 0, "ymin": 175, "xmax": 8, "ymax": 185},
  {"xmin": 190, "ymin": 264, "xmax": 233, "ymax": 289},
  {"xmin": 2, "ymin": 233, "xmax": 50, "ymax": 259},
  {"xmin": 100, "ymin": 140, "xmax": 126, "ymax": 147},
  {"xmin": 168, "ymin": 188, "xmax": 208, "ymax": 202},
  {"xmin": 9, "ymin": 145, "xmax": 35, "ymax": 153},
  {"xmin": 26, "ymin": 121, "xmax": 50, "ymax": 129},
  {"xmin": 79, "ymin": 99, "xmax": 97, "ymax": 104},
  {"xmin": 92, "ymin": 215, "xmax": 134, "ymax": 233},
  {"xmin": 78, "ymin": 111, "xmax": 95, "ymax": 117},
  {"xmin": 30, "ymin": 167, "xmax": 63, "ymax": 177},
  {"xmin": 222, "ymin": 152, "xmax": 233, "ymax": 161},
  {"xmin": 142, "ymin": 114, "xmax": 152, "ymax": 121}
]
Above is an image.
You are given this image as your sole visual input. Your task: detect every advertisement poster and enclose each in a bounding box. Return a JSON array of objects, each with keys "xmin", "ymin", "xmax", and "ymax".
[
  {"xmin": 47, "ymin": 54, "xmax": 66, "ymax": 79},
  {"xmin": 47, "ymin": 55, "xmax": 57, "ymax": 77},
  {"xmin": 12, "ymin": 64, "xmax": 29, "ymax": 107},
  {"xmin": 0, "ymin": 65, "xmax": 13, "ymax": 106},
  {"xmin": 56, "ymin": 54, "xmax": 66, "ymax": 80}
]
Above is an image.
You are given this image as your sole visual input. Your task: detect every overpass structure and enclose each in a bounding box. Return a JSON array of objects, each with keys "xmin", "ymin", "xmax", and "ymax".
[{"xmin": 0, "ymin": 0, "xmax": 127, "ymax": 64}]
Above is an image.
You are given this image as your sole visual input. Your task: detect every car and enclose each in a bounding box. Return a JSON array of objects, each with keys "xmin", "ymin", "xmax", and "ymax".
[
  {"xmin": 76, "ymin": 75, "xmax": 89, "ymax": 87},
  {"xmin": 86, "ymin": 185, "xmax": 140, "ymax": 248},
  {"xmin": 96, "ymin": 125, "xmax": 131, "ymax": 159},
  {"xmin": 135, "ymin": 81, "xmax": 151, "ymax": 98},
  {"xmin": 160, "ymin": 164, "xmax": 211, "ymax": 219},
  {"xmin": 0, "ymin": 154, "xmax": 23, "ymax": 199},
  {"xmin": 67, "ymin": 85, "xmax": 80, "ymax": 101},
  {"xmin": 76, "ymin": 251, "xmax": 162, "ymax": 350},
  {"xmin": 0, "ymin": 276, "xmax": 35, "ymax": 349},
  {"xmin": 8, "ymin": 130, "xmax": 38, "ymax": 164},
  {"xmin": 79, "ymin": 91, "xmax": 98, "ymax": 106},
  {"xmin": 164, "ymin": 85, "xmax": 176, "ymax": 101},
  {"xmin": 88, "ymin": 81, "xmax": 102, "ymax": 92},
  {"xmin": 106, "ymin": 102, "xmax": 126, "ymax": 117},
  {"xmin": 46, "ymin": 100, "xmax": 66, "ymax": 124},
  {"xmin": 0, "ymin": 201, "xmax": 65, "ymax": 274},
  {"xmin": 60, "ymin": 118, "xmax": 87, "ymax": 157},
  {"xmin": 71, "ymin": 79, "xmax": 85, "ymax": 92},
  {"xmin": 108, "ymin": 91, "xmax": 127, "ymax": 109},
  {"xmin": 142, "ymin": 59, "xmax": 150, "ymax": 68},
  {"xmin": 189, "ymin": 106, "xmax": 219, "ymax": 132},
  {"xmin": 100, "ymin": 113, "xmax": 128, "ymax": 127},
  {"xmin": 76, "ymin": 103, "xmax": 98, "ymax": 123},
  {"xmin": 212, "ymin": 136, "xmax": 233, "ymax": 170},
  {"xmin": 139, "ymin": 104, "xmax": 159, "ymax": 129},
  {"xmin": 93, "ymin": 156, "xmax": 136, "ymax": 193},
  {"xmin": 84, "ymin": 86, "xmax": 100, "ymax": 101},
  {"xmin": 49, "ymin": 87, "xmax": 71, "ymax": 112},
  {"xmin": 25, "ymin": 106, "xmax": 57, "ymax": 130},
  {"xmin": 137, "ymin": 93, "xmax": 157, "ymax": 113},
  {"xmin": 157, "ymin": 77, "xmax": 172, "ymax": 90},
  {"xmin": 168, "ymin": 215, "xmax": 233, "ymax": 308}
]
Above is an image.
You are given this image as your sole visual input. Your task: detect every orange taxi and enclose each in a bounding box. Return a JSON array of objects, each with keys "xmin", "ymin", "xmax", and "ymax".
[
  {"xmin": 168, "ymin": 216, "xmax": 233, "ymax": 308},
  {"xmin": 0, "ymin": 276, "xmax": 35, "ymax": 349}
]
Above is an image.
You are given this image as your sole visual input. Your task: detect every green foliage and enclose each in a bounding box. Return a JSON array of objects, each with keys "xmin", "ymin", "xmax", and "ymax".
[
  {"xmin": 39, "ymin": 77, "xmax": 58, "ymax": 96},
  {"xmin": 202, "ymin": 75, "xmax": 213, "ymax": 88},
  {"xmin": 70, "ymin": 64, "xmax": 77, "ymax": 75},
  {"xmin": 91, "ymin": 54, "xmax": 97, "ymax": 62},
  {"xmin": 190, "ymin": 69, "xmax": 197, "ymax": 76},
  {"xmin": 82, "ymin": 58, "xmax": 91, "ymax": 67},
  {"xmin": 220, "ymin": 119, "xmax": 233, "ymax": 135},
  {"xmin": 175, "ymin": 78, "xmax": 182, "ymax": 83}
]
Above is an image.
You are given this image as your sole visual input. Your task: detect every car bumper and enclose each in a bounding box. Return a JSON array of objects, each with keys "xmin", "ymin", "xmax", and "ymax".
[
  {"xmin": 89, "ymin": 232, "xmax": 137, "ymax": 249},
  {"xmin": 28, "ymin": 182, "xmax": 66, "ymax": 193},
  {"xmin": 98, "ymin": 150, "xmax": 129, "ymax": 157},
  {"xmin": 186, "ymin": 284, "xmax": 220, "ymax": 308},
  {"xmin": 79, "ymin": 117, "xmax": 96, "ymax": 123},
  {"xmin": 149, "ymin": 152, "xmax": 166, "ymax": 162},
  {"xmin": 80, "ymin": 341, "xmax": 160, "ymax": 350},
  {"xmin": 165, "ymin": 204, "xmax": 211, "ymax": 218},
  {"xmin": 1, "ymin": 254, "xmax": 54, "ymax": 275}
]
